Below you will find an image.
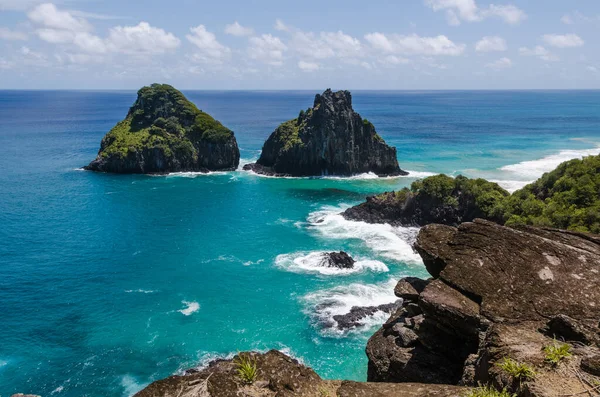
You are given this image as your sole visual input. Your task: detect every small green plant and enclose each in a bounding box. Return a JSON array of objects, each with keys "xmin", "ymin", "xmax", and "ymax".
[
  {"xmin": 496, "ymin": 357, "xmax": 536, "ymax": 382},
  {"xmin": 463, "ymin": 385, "xmax": 515, "ymax": 397},
  {"xmin": 543, "ymin": 340, "xmax": 572, "ymax": 366},
  {"xmin": 234, "ymin": 353, "xmax": 258, "ymax": 384},
  {"xmin": 318, "ymin": 386, "xmax": 331, "ymax": 396}
]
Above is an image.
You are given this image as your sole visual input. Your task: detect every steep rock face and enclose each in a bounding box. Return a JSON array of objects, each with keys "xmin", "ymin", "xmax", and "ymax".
[
  {"xmin": 136, "ymin": 350, "xmax": 468, "ymax": 397},
  {"xmin": 343, "ymin": 174, "xmax": 508, "ymax": 227},
  {"xmin": 367, "ymin": 219, "xmax": 600, "ymax": 396},
  {"xmin": 85, "ymin": 84, "xmax": 240, "ymax": 174},
  {"xmin": 244, "ymin": 89, "xmax": 406, "ymax": 177}
]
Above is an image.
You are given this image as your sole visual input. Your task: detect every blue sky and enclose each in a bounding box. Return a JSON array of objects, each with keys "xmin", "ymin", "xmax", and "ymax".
[{"xmin": 0, "ymin": 0, "xmax": 599, "ymax": 89}]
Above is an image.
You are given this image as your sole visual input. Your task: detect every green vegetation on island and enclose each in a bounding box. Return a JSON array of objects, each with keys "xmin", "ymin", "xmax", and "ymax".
[
  {"xmin": 345, "ymin": 153, "xmax": 600, "ymax": 233},
  {"xmin": 503, "ymin": 154, "xmax": 600, "ymax": 233},
  {"xmin": 86, "ymin": 84, "xmax": 239, "ymax": 174}
]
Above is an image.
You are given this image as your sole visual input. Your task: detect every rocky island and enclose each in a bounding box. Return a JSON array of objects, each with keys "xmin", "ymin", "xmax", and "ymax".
[
  {"xmin": 85, "ymin": 84, "xmax": 240, "ymax": 174},
  {"xmin": 244, "ymin": 89, "xmax": 406, "ymax": 177},
  {"xmin": 345, "ymin": 153, "xmax": 600, "ymax": 232}
]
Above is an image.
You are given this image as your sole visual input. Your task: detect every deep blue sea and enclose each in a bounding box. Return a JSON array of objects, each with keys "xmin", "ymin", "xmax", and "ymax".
[{"xmin": 1, "ymin": 90, "xmax": 599, "ymax": 396}]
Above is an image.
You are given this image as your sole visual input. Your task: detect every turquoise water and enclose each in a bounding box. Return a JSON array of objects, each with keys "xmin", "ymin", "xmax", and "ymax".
[{"xmin": 1, "ymin": 90, "xmax": 599, "ymax": 396}]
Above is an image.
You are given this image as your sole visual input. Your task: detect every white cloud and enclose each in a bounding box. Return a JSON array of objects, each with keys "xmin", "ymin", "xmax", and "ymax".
[
  {"xmin": 105, "ymin": 22, "xmax": 180, "ymax": 55},
  {"xmin": 274, "ymin": 19, "xmax": 289, "ymax": 32},
  {"xmin": 298, "ymin": 60, "xmax": 319, "ymax": 72},
  {"xmin": 187, "ymin": 25, "xmax": 230, "ymax": 62},
  {"xmin": 587, "ymin": 66, "xmax": 598, "ymax": 73},
  {"xmin": 28, "ymin": 3, "xmax": 92, "ymax": 33},
  {"xmin": 27, "ymin": 4, "xmax": 180, "ymax": 56},
  {"xmin": 542, "ymin": 34, "xmax": 584, "ymax": 48},
  {"xmin": 0, "ymin": 57, "xmax": 14, "ymax": 69},
  {"xmin": 485, "ymin": 57, "xmax": 512, "ymax": 70},
  {"xmin": 519, "ymin": 46, "xmax": 559, "ymax": 62},
  {"xmin": 0, "ymin": 27, "xmax": 28, "ymax": 41},
  {"xmin": 365, "ymin": 33, "xmax": 465, "ymax": 56},
  {"xmin": 379, "ymin": 55, "xmax": 410, "ymax": 66},
  {"xmin": 247, "ymin": 34, "xmax": 287, "ymax": 66},
  {"xmin": 425, "ymin": 0, "xmax": 526, "ymax": 25},
  {"xmin": 475, "ymin": 36, "xmax": 506, "ymax": 52},
  {"xmin": 224, "ymin": 21, "xmax": 254, "ymax": 37},
  {"xmin": 291, "ymin": 30, "xmax": 361, "ymax": 60},
  {"xmin": 561, "ymin": 11, "xmax": 600, "ymax": 25}
]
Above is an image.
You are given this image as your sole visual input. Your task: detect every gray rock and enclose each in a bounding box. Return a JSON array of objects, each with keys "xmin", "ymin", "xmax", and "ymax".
[{"xmin": 245, "ymin": 89, "xmax": 406, "ymax": 177}]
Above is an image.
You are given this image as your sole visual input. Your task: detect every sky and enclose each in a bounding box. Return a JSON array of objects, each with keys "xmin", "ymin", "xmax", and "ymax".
[{"xmin": 0, "ymin": 0, "xmax": 599, "ymax": 90}]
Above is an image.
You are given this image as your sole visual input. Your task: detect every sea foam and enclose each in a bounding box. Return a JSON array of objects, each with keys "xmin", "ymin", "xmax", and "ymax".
[
  {"xmin": 500, "ymin": 147, "xmax": 600, "ymax": 180},
  {"xmin": 303, "ymin": 279, "xmax": 398, "ymax": 336},
  {"xmin": 304, "ymin": 205, "xmax": 422, "ymax": 265},
  {"xmin": 179, "ymin": 301, "xmax": 200, "ymax": 316},
  {"xmin": 275, "ymin": 251, "xmax": 388, "ymax": 275}
]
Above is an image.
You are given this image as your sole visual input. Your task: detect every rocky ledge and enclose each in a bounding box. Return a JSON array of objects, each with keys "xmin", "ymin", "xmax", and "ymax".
[
  {"xmin": 367, "ymin": 219, "xmax": 600, "ymax": 396},
  {"xmin": 85, "ymin": 84, "xmax": 240, "ymax": 174},
  {"xmin": 244, "ymin": 89, "xmax": 406, "ymax": 177},
  {"xmin": 136, "ymin": 350, "xmax": 467, "ymax": 397},
  {"xmin": 343, "ymin": 174, "xmax": 508, "ymax": 227}
]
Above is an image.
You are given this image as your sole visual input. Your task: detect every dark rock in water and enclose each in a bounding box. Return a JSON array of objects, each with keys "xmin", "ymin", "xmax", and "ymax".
[
  {"xmin": 245, "ymin": 89, "xmax": 406, "ymax": 177},
  {"xmin": 323, "ymin": 251, "xmax": 355, "ymax": 269},
  {"xmin": 333, "ymin": 301, "xmax": 402, "ymax": 330},
  {"xmin": 85, "ymin": 84, "xmax": 240, "ymax": 174},
  {"xmin": 367, "ymin": 219, "xmax": 600, "ymax": 396},
  {"xmin": 343, "ymin": 174, "xmax": 508, "ymax": 227}
]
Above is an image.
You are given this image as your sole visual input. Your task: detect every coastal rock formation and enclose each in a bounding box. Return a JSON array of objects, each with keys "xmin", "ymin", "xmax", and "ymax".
[
  {"xmin": 136, "ymin": 350, "xmax": 467, "ymax": 397},
  {"xmin": 332, "ymin": 301, "xmax": 402, "ymax": 330},
  {"xmin": 85, "ymin": 84, "xmax": 240, "ymax": 174},
  {"xmin": 343, "ymin": 174, "xmax": 508, "ymax": 227},
  {"xmin": 244, "ymin": 89, "xmax": 406, "ymax": 177},
  {"xmin": 367, "ymin": 219, "xmax": 600, "ymax": 396},
  {"xmin": 324, "ymin": 251, "xmax": 355, "ymax": 269}
]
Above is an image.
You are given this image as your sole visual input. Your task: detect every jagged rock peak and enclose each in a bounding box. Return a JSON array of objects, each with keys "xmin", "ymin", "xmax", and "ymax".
[{"xmin": 244, "ymin": 88, "xmax": 406, "ymax": 177}]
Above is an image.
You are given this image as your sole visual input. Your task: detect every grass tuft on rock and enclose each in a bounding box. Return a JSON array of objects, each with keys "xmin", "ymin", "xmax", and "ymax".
[
  {"xmin": 234, "ymin": 353, "xmax": 258, "ymax": 384},
  {"xmin": 496, "ymin": 358, "xmax": 536, "ymax": 382},
  {"xmin": 463, "ymin": 385, "xmax": 515, "ymax": 397},
  {"xmin": 543, "ymin": 340, "xmax": 572, "ymax": 366}
]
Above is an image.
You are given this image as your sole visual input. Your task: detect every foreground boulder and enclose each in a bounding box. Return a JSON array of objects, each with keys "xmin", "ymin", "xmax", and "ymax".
[
  {"xmin": 85, "ymin": 84, "xmax": 240, "ymax": 174},
  {"xmin": 136, "ymin": 350, "xmax": 467, "ymax": 397},
  {"xmin": 244, "ymin": 89, "xmax": 406, "ymax": 177},
  {"xmin": 344, "ymin": 174, "xmax": 508, "ymax": 227},
  {"xmin": 367, "ymin": 219, "xmax": 600, "ymax": 396}
]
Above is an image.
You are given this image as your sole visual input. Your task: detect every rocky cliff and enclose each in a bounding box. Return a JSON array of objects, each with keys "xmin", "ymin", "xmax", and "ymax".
[
  {"xmin": 136, "ymin": 350, "xmax": 467, "ymax": 397},
  {"xmin": 367, "ymin": 219, "xmax": 600, "ymax": 396},
  {"xmin": 85, "ymin": 84, "xmax": 240, "ymax": 174},
  {"xmin": 343, "ymin": 174, "xmax": 508, "ymax": 227},
  {"xmin": 134, "ymin": 219, "xmax": 600, "ymax": 396},
  {"xmin": 244, "ymin": 89, "xmax": 406, "ymax": 177}
]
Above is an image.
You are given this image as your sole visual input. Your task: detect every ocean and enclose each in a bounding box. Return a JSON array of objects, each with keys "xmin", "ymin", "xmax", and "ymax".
[{"xmin": 0, "ymin": 90, "xmax": 599, "ymax": 396}]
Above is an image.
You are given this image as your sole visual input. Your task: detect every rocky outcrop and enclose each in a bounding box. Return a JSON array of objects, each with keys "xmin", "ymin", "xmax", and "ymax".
[
  {"xmin": 367, "ymin": 219, "xmax": 600, "ymax": 396},
  {"xmin": 244, "ymin": 89, "xmax": 406, "ymax": 177},
  {"xmin": 85, "ymin": 84, "xmax": 240, "ymax": 174},
  {"xmin": 343, "ymin": 174, "xmax": 508, "ymax": 227},
  {"xmin": 332, "ymin": 301, "xmax": 402, "ymax": 330},
  {"xmin": 324, "ymin": 251, "xmax": 355, "ymax": 269},
  {"xmin": 136, "ymin": 350, "xmax": 467, "ymax": 397}
]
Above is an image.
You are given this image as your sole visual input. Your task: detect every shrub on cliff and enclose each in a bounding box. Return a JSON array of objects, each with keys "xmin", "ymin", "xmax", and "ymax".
[{"xmin": 504, "ymin": 155, "xmax": 600, "ymax": 233}]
